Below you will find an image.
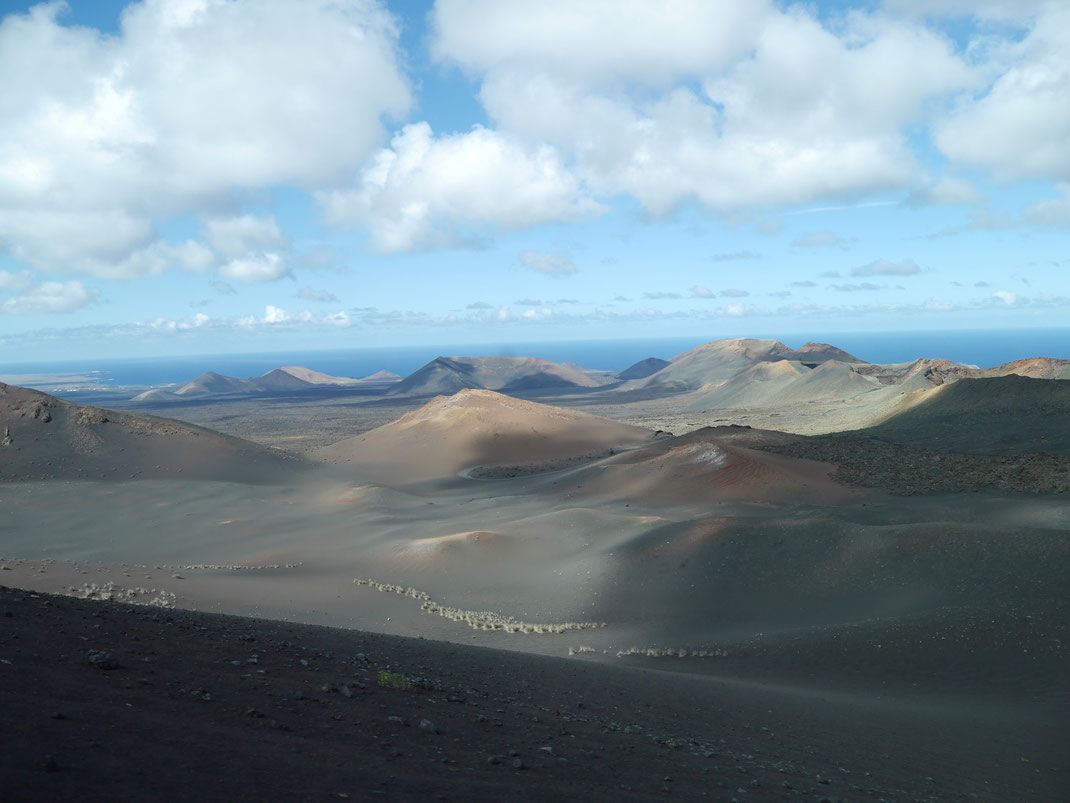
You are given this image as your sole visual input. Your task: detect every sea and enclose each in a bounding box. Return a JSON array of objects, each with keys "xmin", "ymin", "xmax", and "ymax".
[{"xmin": 3, "ymin": 327, "xmax": 1069, "ymax": 390}]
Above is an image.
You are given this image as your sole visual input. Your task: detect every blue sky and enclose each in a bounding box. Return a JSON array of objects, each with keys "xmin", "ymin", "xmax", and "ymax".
[{"xmin": 0, "ymin": 0, "xmax": 1067, "ymax": 360}]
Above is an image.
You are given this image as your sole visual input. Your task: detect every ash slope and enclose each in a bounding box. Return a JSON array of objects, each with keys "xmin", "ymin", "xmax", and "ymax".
[
  {"xmin": 4, "ymin": 586, "xmax": 1063, "ymax": 803},
  {"xmin": 0, "ymin": 381, "xmax": 305, "ymax": 483},
  {"xmin": 858, "ymin": 374, "xmax": 1070, "ymax": 455},
  {"xmin": 313, "ymin": 388, "xmax": 659, "ymax": 482}
]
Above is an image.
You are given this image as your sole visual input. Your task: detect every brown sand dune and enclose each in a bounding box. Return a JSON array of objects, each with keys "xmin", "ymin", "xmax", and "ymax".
[
  {"xmin": 313, "ymin": 389, "xmax": 658, "ymax": 482},
  {"xmin": 390, "ymin": 355, "xmax": 611, "ymax": 397},
  {"xmin": 0, "ymin": 381, "xmax": 304, "ymax": 482}
]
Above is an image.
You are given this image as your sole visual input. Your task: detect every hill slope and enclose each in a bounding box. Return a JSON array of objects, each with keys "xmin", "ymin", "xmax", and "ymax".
[
  {"xmin": 857, "ymin": 375, "xmax": 1070, "ymax": 455},
  {"xmin": 314, "ymin": 388, "xmax": 657, "ymax": 481},
  {"xmin": 0, "ymin": 382, "xmax": 304, "ymax": 482}
]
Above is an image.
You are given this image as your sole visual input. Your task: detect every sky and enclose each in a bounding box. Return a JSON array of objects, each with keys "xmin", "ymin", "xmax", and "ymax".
[{"xmin": 0, "ymin": 0, "xmax": 1067, "ymax": 361}]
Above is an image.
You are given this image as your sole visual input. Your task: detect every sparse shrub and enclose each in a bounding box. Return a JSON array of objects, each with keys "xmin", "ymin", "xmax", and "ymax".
[{"xmin": 377, "ymin": 670, "xmax": 410, "ymax": 690}]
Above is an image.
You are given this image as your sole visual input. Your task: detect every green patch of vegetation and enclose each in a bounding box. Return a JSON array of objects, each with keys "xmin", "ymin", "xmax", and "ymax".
[{"xmin": 377, "ymin": 670, "xmax": 410, "ymax": 690}]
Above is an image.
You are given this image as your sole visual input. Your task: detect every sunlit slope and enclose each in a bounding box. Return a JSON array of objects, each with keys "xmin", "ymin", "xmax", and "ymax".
[{"xmin": 313, "ymin": 388, "xmax": 658, "ymax": 481}]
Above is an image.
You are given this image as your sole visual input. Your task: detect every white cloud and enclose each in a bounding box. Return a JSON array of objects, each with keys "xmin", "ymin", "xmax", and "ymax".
[
  {"xmin": 263, "ymin": 305, "xmax": 291, "ymax": 324},
  {"xmin": 904, "ymin": 177, "xmax": 985, "ymax": 206},
  {"xmin": 1, "ymin": 279, "xmax": 98, "ymax": 314},
  {"xmin": 204, "ymin": 214, "xmax": 288, "ymax": 260},
  {"xmin": 0, "ymin": 0, "xmax": 410, "ymax": 276},
  {"xmin": 218, "ymin": 252, "xmax": 290, "ymax": 283},
  {"xmin": 689, "ymin": 285, "xmax": 714, "ymax": 298},
  {"xmin": 319, "ymin": 123, "xmax": 598, "ymax": 252},
  {"xmin": 720, "ymin": 288, "xmax": 749, "ymax": 298},
  {"xmin": 521, "ymin": 307, "xmax": 553, "ymax": 321},
  {"xmin": 432, "ymin": 0, "xmax": 769, "ymax": 86},
  {"xmin": 518, "ymin": 250, "xmax": 578, "ymax": 277},
  {"xmin": 934, "ymin": 5, "xmax": 1070, "ymax": 180},
  {"xmin": 851, "ymin": 258, "xmax": 921, "ymax": 276},
  {"xmin": 440, "ymin": 2, "xmax": 975, "ymax": 215},
  {"xmin": 993, "ymin": 290, "xmax": 1016, "ymax": 305},
  {"xmin": 0, "ymin": 269, "xmax": 35, "ymax": 292}
]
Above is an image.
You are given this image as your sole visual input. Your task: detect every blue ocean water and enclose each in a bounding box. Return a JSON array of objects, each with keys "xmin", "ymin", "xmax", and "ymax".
[{"xmin": 4, "ymin": 328, "xmax": 1069, "ymax": 389}]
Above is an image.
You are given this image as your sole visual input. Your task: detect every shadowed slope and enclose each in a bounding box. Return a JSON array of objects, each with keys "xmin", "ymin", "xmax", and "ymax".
[
  {"xmin": 857, "ymin": 374, "xmax": 1070, "ymax": 455},
  {"xmin": 0, "ymin": 382, "xmax": 305, "ymax": 482},
  {"xmin": 313, "ymin": 389, "xmax": 657, "ymax": 482}
]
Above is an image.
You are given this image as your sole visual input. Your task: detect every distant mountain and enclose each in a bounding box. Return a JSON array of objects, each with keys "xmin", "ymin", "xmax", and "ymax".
[
  {"xmin": 617, "ymin": 357, "xmax": 670, "ymax": 380},
  {"xmin": 389, "ymin": 356, "xmax": 612, "ymax": 397},
  {"xmin": 0, "ymin": 381, "xmax": 303, "ymax": 482},
  {"xmin": 174, "ymin": 371, "xmax": 257, "ymax": 396},
  {"xmin": 638, "ymin": 338, "xmax": 798, "ymax": 391},
  {"xmin": 638, "ymin": 338, "xmax": 869, "ymax": 392},
  {"xmin": 792, "ymin": 342, "xmax": 864, "ymax": 365},
  {"xmin": 250, "ymin": 369, "xmax": 318, "ymax": 392},
  {"xmin": 985, "ymin": 357, "xmax": 1070, "ymax": 380},
  {"xmin": 131, "ymin": 365, "xmax": 399, "ymax": 401}
]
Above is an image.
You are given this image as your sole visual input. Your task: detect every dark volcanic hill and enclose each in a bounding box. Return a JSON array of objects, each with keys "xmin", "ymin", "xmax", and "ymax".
[
  {"xmin": 0, "ymin": 381, "xmax": 304, "ymax": 482},
  {"xmin": 389, "ymin": 356, "xmax": 611, "ymax": 397},
  {"xmin": 175, "ymin": 371, "xmax": 257, "ymax": 396},
  {"xmin": 616, "ymin": 357, "xmax": 670, "ymax": 380},
  {"xmin": 857, "ymin": 374, "xmax": 1070, "ymax": 455}
]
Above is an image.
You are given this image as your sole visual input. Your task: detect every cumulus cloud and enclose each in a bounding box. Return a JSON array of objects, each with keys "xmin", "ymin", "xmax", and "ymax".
[
  {"xmin": 791, "ymin": 231, "xmax": 858, "ymax": 249},
  {"xmin": 851, "ymin": 258, "xmax": 921, "ymax": 276},
  {"xmin": 518, "ymin": 250, "xmax": 579, "ymax": 276},
  {"xmin": 689, "ymin": 285, "xmax": 714, "ymax": 298},
  {"xmin": 720, "ymin": 288, "xmax": 749, "ymax": 297},
  {"xmin": 466, "ymin": 301, "xmax": 494, "ymax": 309},
  {"xmin": 515, "ymin": 297, "xmax": 542, "ymax": 306},
  {"xmin": 0, "ymin": 0, "xmax": 410, "ymax": 276},
  {"xmin": 1, "ymin": 279, "xmax": 98, "ymax": 314},
  {"xmin": 204, "ymin": 215, "xmax": 288, "ymax": 260},
  {"xmin": 903, "ymin": 176, "xmax": 985, "ymax": 206},
  {"xmin": 643, "ymin": 291, "xmax": 682, "ymax": 299},
  {"xmin": 319, "ymin": 123, "xmax": 599, "ymax": 252},
  {"xmin": 218, "ymin": 253, "xmax": 290, "ymax": 283},
  {"xmin": 790, "ymin": 280, "xmax": 817, "ymax": 288},
  {"xmin": 993, "ymin": 290, "xmax": 1016, "ymax": 305},
  {"xmin": 435, "ymin": 1, "xmax": 975, "ymax": 216},
  {"xmin": 0, "ymin": 269, "xmax": 35, "ymax": 292},
  {"xmin": 934, "ymin": 5, "xmax": 1070, "ymax": 181}
]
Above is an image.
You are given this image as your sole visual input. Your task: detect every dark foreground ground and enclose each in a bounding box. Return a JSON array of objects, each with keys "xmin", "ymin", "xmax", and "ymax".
[{"xmin": 1, "ymin": 585, "xmax": 1064, "ymax": 802}]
